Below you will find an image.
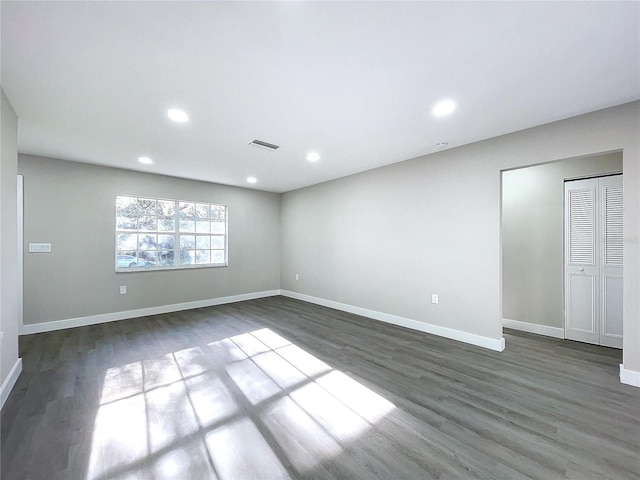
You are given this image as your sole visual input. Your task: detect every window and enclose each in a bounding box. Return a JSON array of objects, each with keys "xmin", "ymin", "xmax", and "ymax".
[{"xmin": 116, "ymin": 195, "xmax": 227, "ymax": 271}]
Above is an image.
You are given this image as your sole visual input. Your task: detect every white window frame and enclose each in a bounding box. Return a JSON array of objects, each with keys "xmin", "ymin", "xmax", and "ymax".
[{"xmin": 115, "ymin": 195, "xmax": 228, "ymax": 272}]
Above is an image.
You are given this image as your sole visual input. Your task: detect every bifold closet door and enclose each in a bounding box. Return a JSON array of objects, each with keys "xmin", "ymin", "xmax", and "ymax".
[
  {"xmin": 598, "ymin": 175, "xmax": 623, "ymax": 348},
  {"xmin": 564, "ymin": 175, "xmax": 623, "ymax": 348},
  {"xmin": 565, "ymin": 178, "xmax": 598, "ymax": 344}
]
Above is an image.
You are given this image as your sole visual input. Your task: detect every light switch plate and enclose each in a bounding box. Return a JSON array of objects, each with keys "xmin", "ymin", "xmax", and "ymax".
[{"xmin": 29, "ymin": 243, "xmax": 52, "ymax": 253}]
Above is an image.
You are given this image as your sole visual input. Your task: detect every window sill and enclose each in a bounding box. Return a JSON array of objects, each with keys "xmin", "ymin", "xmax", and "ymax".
[{"xmin": 115, "ymin": 263, "xmax": 228, "ymax": 273}]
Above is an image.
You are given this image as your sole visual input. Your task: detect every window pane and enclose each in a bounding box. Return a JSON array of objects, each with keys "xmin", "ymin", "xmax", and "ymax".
[
  {"xmin": 138, "ymin": 198, "xmax": 156, "ymax": 215},
  {"xmin": 211, "ymin": 235, "xmax": 225, "ymax": 249},
  {"xmin": 139, "ymin": 251, "xmax": 158, "ymax": 266},
  {"xmin": 116, "ymin": 216, "xmax": 137, "ymax": 230},
  {"xmin": 211, "ymin": 250, "xmax": 225, "ymax": 264},
  {"xmin": 180, "ymin": 235, "xmax": 195, "ymax": 249},
  {"xmin": 211, "ymin": 206, "xmax": 225, "ymax": 222},
  {"xmin": 196, "ymin": 250, "xmax": 211, "ymax": 264},
  {"xmin": 180, "ymin": 250, "xmax": 195, "ymax": 265},
  {"xmin": 158, "ymin": 235, "xmax": 174, "ymax": 250},
  {"xmin": 196, "ymin": 236, "xmax": 210, "ymax": 249},
  {"xmin": 196, "ymin": 204, "xmax": 210, "ymax": 219},
  {"xmin": 158, "ymin": 251, "xmax": 175, "ymax": 265},
  {"xmin": 158, "ymin": 217, "xmax": 175, "ymax": 232},
  {"xmin": 117, "ymin": 233, "xmax": 137, "ymax": 250},
  {"xmin": 180, "ymin": 220, "xmax": 195, "ymax": 233},
  {"xmin": 138, "ymin": 216, "xmax": 156, "ymax": 231},
  {"xmin": 117, "ymin": 196, "xmax": 138, "ymax": 216},
  {"xmin": 138, "ymin": 234, "xmax": 157, "ymax": 250},
  {"xmin": 211, "ymin": 222, "xmax": 225, "ymax": 234},
  {"xmin": 157, "ymin": 200, "xmax": 175, "ymax": 217},
  {"xmin": 179, "ymin": 202, "xmax": 195, "ymax": 219},
  {"xmin": 196, "ymin": 220, "xmax": 210, "ymax": 233},
  {"xmin": 117, "ymin": 253, "xmax": 142, "ymax": 268}
]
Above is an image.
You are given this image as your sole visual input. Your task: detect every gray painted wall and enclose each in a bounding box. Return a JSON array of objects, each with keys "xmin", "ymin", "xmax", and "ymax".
[
  {"xmin": 1, "ymin": 88, "xmax": 20, "ymax": 387},
  {"xmin": 7, "ymin": 102, "xmax": 640, "ymax": 381},
  {"xmin": 281, "ymin": 150, "xmax": 503, "ymax": 340},
  {"xmin": 18, "ymin": 155, "xmax": 281, "ymax": 325},
  {"xmin": 281, "ymin": 101, "xmax": 640, "ymax": 374},
  {"xmin": 502, "ymin": 153, "xmax": 623, "ymax": 329}
]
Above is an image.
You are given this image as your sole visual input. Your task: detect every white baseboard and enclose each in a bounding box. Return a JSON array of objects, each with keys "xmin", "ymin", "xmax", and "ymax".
[
  {"xmin": 1, "ymin": 358, "xmax": 23, "ymax": 410},
  {"xmin": 502, "ymin": 318, "xmax": 565, "ymax": 339},
  {"xmin": 282, "ymin": 290, "xmax": 505, "ymax": 352},
  {"xmin": 620, "ymin": 364, "xmax": 640, "ymax": 388},
  {"xmin": 20, "ymin": 289, "xmax": 282, "ymax": 335}
]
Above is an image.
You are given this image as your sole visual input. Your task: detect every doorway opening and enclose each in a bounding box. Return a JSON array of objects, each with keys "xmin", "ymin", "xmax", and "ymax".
[{"xmin": 501, "ymin": 151, "xmax": 622, "ymax": 347}]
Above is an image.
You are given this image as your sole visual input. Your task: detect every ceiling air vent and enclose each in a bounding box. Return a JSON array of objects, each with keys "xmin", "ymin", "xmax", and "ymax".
[{"xmin": 248, "ymin": 139, "xmax": 280, "ymax": 150}]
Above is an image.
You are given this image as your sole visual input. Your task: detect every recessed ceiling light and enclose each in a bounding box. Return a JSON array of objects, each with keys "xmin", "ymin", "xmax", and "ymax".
[
  {"xmin": 138, "ymin": 156, "xmax": 153, "ymax": 164},
  {"xmin": 247, "ymin": 177, "xmax": 257, "ymax": 184},
  {"xmin": 433, "ymin": 100, "xmax": 456, "ymax": 117},
  {"xmin": 434, "ymin": 142, "xmax": 449, "ymax": 150},
  {"xmin": 167, "ymin": 108, "xmax": 189, "ymax": 123},
  {"xmin": 306, "ymin": 152, "xmax": 321, "ymax": 162}
]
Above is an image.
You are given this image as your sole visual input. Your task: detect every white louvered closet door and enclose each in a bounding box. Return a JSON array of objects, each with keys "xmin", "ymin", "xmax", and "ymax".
[
  {"xmin": 564, "ymin": 175, "xmax": 623, "ymax": 347},
  {"xmin": 599, "ymin": 175, "xmax": 623, "ymax": 347},
  {"xmin": 565, "ymin": 179, "xmax": 598, "ymax": 344}
]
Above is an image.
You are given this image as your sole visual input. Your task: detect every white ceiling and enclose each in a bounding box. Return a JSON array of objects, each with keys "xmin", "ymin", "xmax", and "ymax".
[{"xmin": 2, "ymin": 1, "xmax": 638, "ymax": 193}]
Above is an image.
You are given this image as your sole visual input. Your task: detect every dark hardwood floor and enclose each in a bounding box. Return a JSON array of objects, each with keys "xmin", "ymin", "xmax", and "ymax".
[{"xmin": 2, "ymin": 296, "xmax": 639, "ymax": 479}]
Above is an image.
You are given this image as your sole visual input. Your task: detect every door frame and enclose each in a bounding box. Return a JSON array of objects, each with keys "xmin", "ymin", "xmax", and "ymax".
[{"xmin": 17, "ymin": 175, "xmax": 23, "ymax": 332}]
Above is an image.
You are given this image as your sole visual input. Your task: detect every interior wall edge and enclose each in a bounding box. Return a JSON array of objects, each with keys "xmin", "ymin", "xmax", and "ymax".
[
  {"xmin": 0, "ymin": 358, "xmax": 22, "ymax": 411},
  {"xmin": 619, "ymin": 364, "xmax": 640, "ymax": 388},
  {"xmin": 20, "ymin": 289, "xmax": 282, "ymax": 335},
  {"xmin": 282, "ymin": 290, "xmax": 506, "ymax": 352}
]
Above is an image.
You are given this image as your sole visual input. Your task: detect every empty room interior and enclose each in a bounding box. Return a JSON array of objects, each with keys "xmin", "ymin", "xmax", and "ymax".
[{"xmin": 1, "ymin": 2, "xmax": 640, "ymax": 479}]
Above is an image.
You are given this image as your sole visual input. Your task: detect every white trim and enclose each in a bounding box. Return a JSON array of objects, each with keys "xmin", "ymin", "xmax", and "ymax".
[
  {"xmin": 17, "ymin": 175, "xmax": 24, "ymax": 331},
  {"xmin": 620, "ymin": 364, "xmax": 640, "ymax": 388},
  {"xmin": 1, "ymin": 358, "xmax": 22, "ymax": 410},
  {"xmin": 502, "ymin": 318, "xmax": 565, "ymax": 339},
  {"xmin": 282, "ymin": 290, "xmax": 505, "ymax": 352},
  {"xmin": 20, "ymin": 290, "xmax": 281, "ymax": 335}
]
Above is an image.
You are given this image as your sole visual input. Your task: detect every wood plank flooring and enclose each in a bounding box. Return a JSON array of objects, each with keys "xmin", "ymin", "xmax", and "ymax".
[{"xmin": 2, "ymin": 296, "xmax": 639, "ymax": 479}]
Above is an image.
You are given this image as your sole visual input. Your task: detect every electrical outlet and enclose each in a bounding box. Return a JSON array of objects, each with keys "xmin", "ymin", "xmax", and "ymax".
[
  {"xmin": 431, "ymin": 294, "xmax": 439, "ymax": 304},
  {"xmin": 120, "ymin": 285, "xmax": 127, "ymax": 295},
  {"xmin": 295, "ymin": 273, "xmax": 299, "ymax": 281}
]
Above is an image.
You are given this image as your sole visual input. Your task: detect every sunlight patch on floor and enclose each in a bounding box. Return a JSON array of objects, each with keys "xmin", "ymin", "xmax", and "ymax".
[
  {"xmin": 205, "ymin": 418, "xmax": 290, "ymax": 479},
  {"xmin": 86, "ymin": 327, "xmax": 396, "ymax": 480}
]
